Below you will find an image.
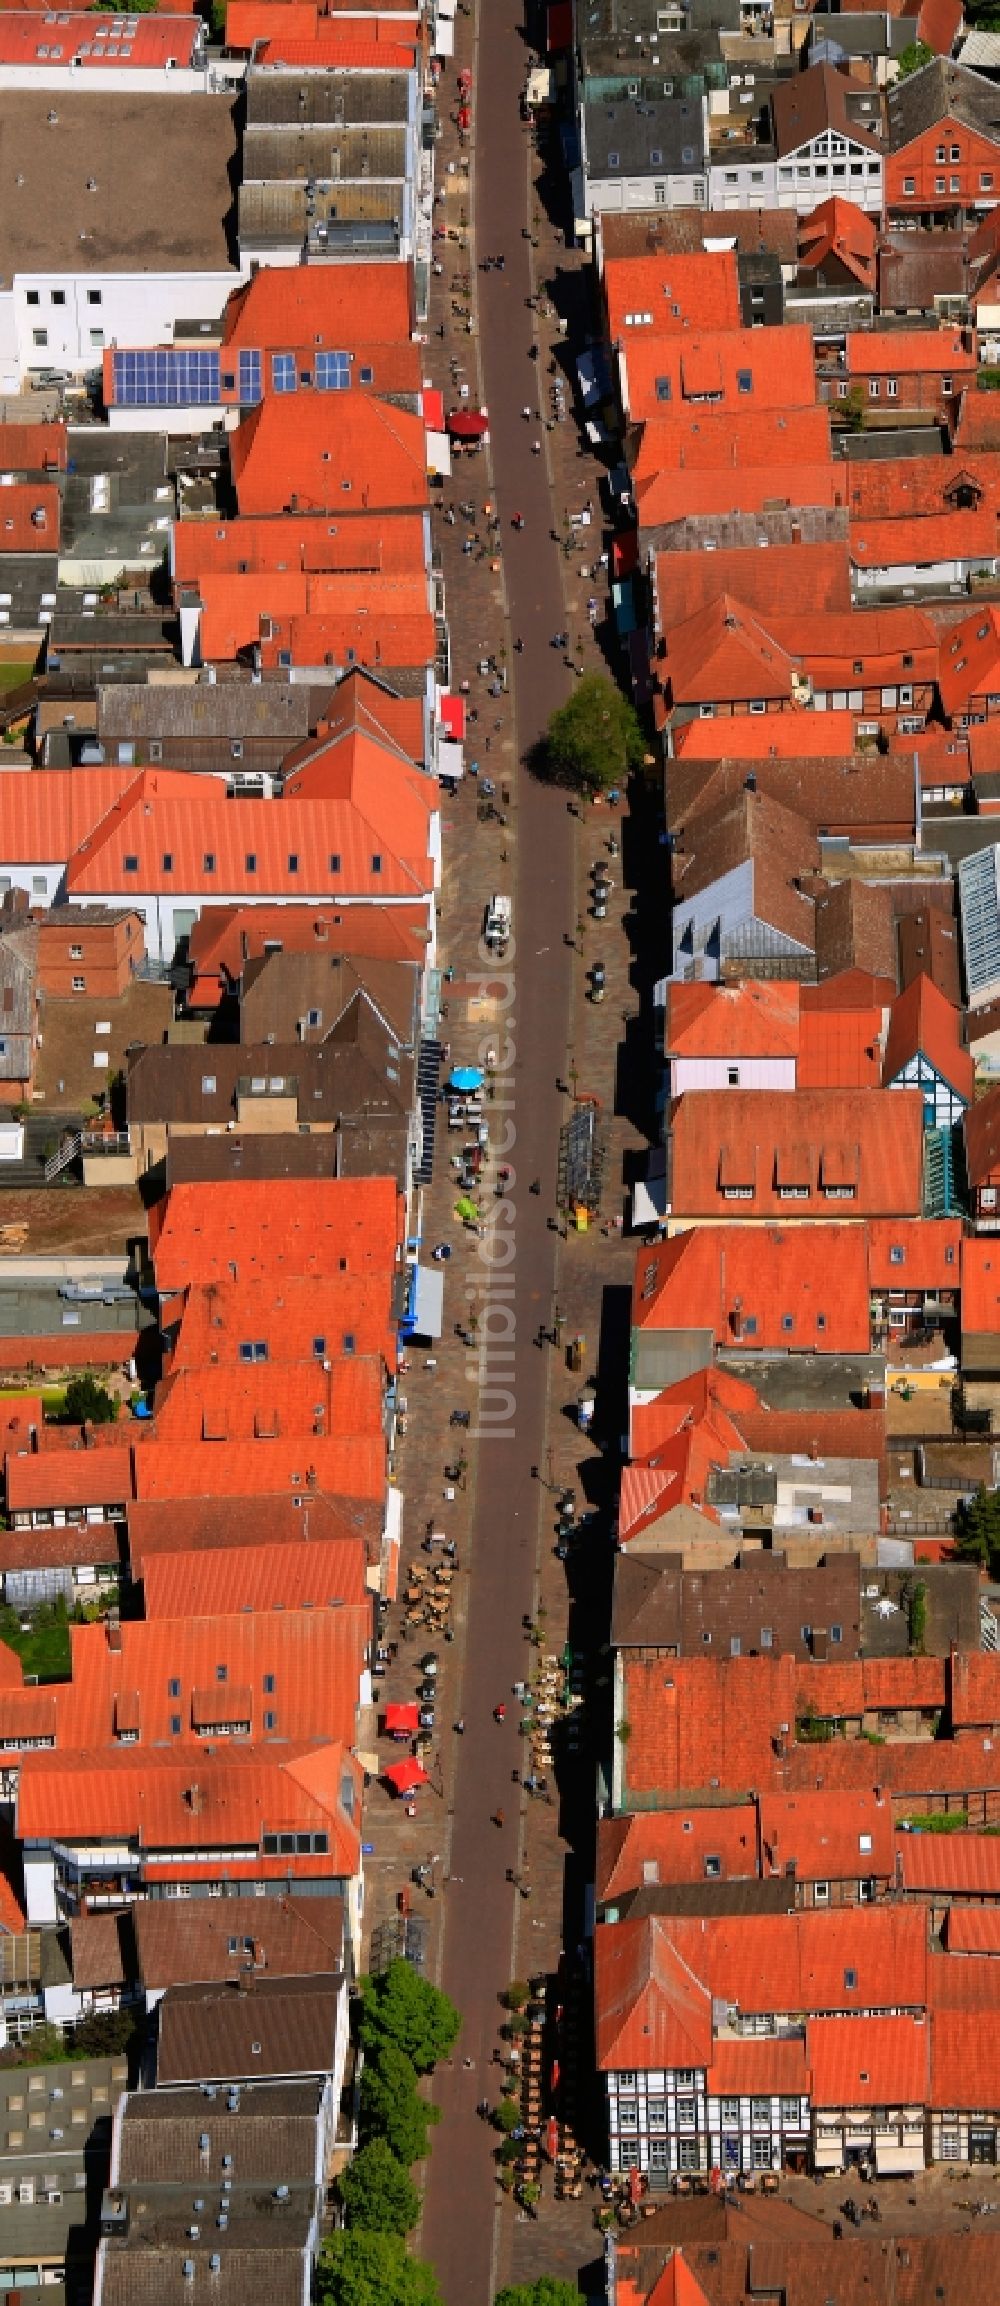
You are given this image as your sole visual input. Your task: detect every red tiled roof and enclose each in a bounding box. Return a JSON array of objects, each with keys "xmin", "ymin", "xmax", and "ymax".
[
  {"xmin": 868, "ymin": 1217, "xmax": 962, "ymax": 1291},
  {"xmin": 947, "ymin": 1650, "xmax": 1000, "ymax": 1728},
  {"xmin": 668, "ymin": 1087, "xmax": 925, "ymax": 1221},
  {"xmin": 594, "ymin": 1916, "xmax": 713, "ymax": 2072},
  {"xmin": 149, "ymin": 1177, "xmax": 402, "ymax": 1291},
  {"xmin": 848, "ymin": 328, "xmax": 974, "ymax": 378},
  {"xmin": 15, "ymin": 1739, "xmax": 362, "ymax": 1878},
  {"xmin": 665, "ymin": 980, "xmax": 801, "ymax": 1062},
  {"xmin": 0, "ymin": 481, "xmax": 58, "ymax": 550},
  {"xmin": 663, "ymin": 594, "xmax": 796, "ymax": 708},
  {"xmin": 916, "ymin": 0, "xmax": 963, "ymax": 48},
  {"xmin": 656, "ymin": 540, "xmax": 852, "ymax": 632},
  {"xmin": 706, "ymin": 2037, "xmax": 809, "ymax": 2097},
  {"xmin": 807, "ymin": 2013, "xmax": 929, "ymax": 2107},
  {"xmin": 0, "ymin": 767, "xmax": 135, "ymax": 865},
  {"xmin": 230, "ymin": 395, "xmax": 429, "ymax": 517},
  {"xmin": 802, "ymin": 967, "xmax": 897, "ymax": 1012},
  {"xmin": 150, "ymin": 1353, "xmax": 384, "ymax": 1446},
  {"xmin": 630, "ymin": 1366, "xmax": 759, "ymax": 1464},
  {"xmin": 635, "ymin": 462, "xmax": 838, "ymax": 525},
  {"xmin": 796, "ymin": 1007, "xmax": 883, "ymax": 1090},
  {"xmin": 127, "ymin": 1491, "xmax": 378, "ymax": 1574},
  {"xmin": 132, "ymin": 1435, "xmax": 384, "ymax": 1503},
  {"xmin": 597, "ymin": 1805, "xmax": 758, "ymax": 1903},
  {"xmin": 882, "ymin": 972, "xmax": 974, "ymax": 1102},
  {"xmin": 173, "ymin": 511, "xmax": 427, "ymax": 589},
  {"xmin": 187, "ymin": 897, "xmax": 429, "ymax": 1007},
  {"xmin": 937, "ymin": 603, "xmax": 1000, "ymax": 717},
  {"xmin": 758, "ymin": 1789, "xmax": 894, "ymax": 1882},
  {"xmin": 167, "ymin": 1272, "xmax": 397, "ymax": 1376},
  {"xmin": 0, "ymin": 10, "xmax": 200, "ymax": 59},
  {"xmin": 255, "ymin": 31, "xmax": 417, "ymax": 63},
  {"xmin": 633, "ymin": 404, "xmax": 831, "ymax": 479},
  {"xmin": 62, "ymin": 1604, "xmax": 368, "ymax": 1749},
  {"xmin": 621, "ymin": 1653, "xmax": 799, "ymax": 1800},
  {"xmin": 0, "ymin": 422, "xmax": 65, "ymax": 473},
  {"xmin": 604, "ymin": 250, "xmax": 741, "ymax": 342},
  {"xmin": 63, "ymin": 768, "xmax": 435, "ymax": 904},
  {"xmin": 767, "ymin": 607, "xmax": 938, "ymax": 688},
  {"xmin": 931, "ymin": 2007, "xmax": 1000, "ymax": 2108},
  {"xmin": 960, "ymin": 1236, "xmax": 1000, "ymax": 1336},
  {"xmin": 221, "ymin": 262, "xmax": 414, "ymax": 349},
  {"xmin": 896, "ymin": 1830, "xmax": 1000, "ymax": 1896},
  {"xmin": 142, "ymin": 1537, "xmax": 368, "ymax": 1621},
  {"xmin": 633, "ymin": 1223, "xmax": 872, "ymax": 1355},
  {"xmin": 254, "ymin": 608, "xmax": 435, "ymax": 673},
  {"xmin": 851, "ymin": 507, "xmax": 998, "ymax": 572},
  {"xmin": 672, "ymin": 710, "xmax": 858, "ymax": 763},
  {"xmin": 798, "ymin": 195, "xmax": 878, "ymax": 288},
  {"xmin": 942, "ymin": 1906, "xmax": 1000, "ymax": 1953},
  {"xmin": 849, "ymin": 456, "xmax": 1000, "ymax": 521},
  {"xmin": 963, "ymin": 1087, "xmax": 1000, "ymax": 1188},
  {"xmin": 623, "ymin": 326, "xmax": 817, "ymax": 427},
  {"xmin": 5, "ymin": 1445, "xmax": 132, "ymax": 1513}
]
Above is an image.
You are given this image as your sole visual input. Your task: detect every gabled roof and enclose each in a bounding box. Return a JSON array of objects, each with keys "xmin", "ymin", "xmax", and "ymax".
[
  {"xmin": 807, "ymin": 2013, "xmax": 929, "ymax": 2107},
  {"xmin": 885, "ymin": 55, "xmax": 1000, "ymax": 150},
  {"xmin": 663, "ymin": 594, "xmax": 796, "ymax": 707},
  {"xmin": 847, "ymin": 325, "xmax": 972, "ymax": 376},
  {"xmin": 604, "ymin": 249, "xmax": 740, "ymax": 341},
  {"xmin": 127, "ymin": 1491, "xmax": 381, "ymax": 1574},
  {"xmin": 964, "ymin": 1083, "xmax": 1000, "ymax": 1184},
  {"xmin": 221, "ymin": 261, "xmax": 414, "ymax": 349},
  {"xmin": 758, "ymin": 1788, "xmax": 894, "ymax": 1882},
  {"xmin": 230, "ymin": 394, "xmax": 429, "ymax": 516},
  {"xmin": 633, "ymin": 1223, "xmax": 872, "ymax": 1353},
  {"xmin": 150, "ymin": 1353, "xmax": 385, "ymax": 1448},
  {"xmin": 868, "ymin": 1216, "xmax": 963, "ymax": 1289},
  {"xmin": 63, "ymin": 769, "xmax": 435, "ymax": 904},
  {"xmin": 149, "ymin": 1176, "xmax": 402, "ymax": 1291},
  {"xmin": 173, "ymin": 510, "xmax": 428, "ymax": 589},
  {"xmin": 166, "ymin": 1270, "xmax": 396, "ymax": 1373},
  {"xmin": 0, "ymin": 766, "xmax": 135, "ymax": 865},
  {"xmin": 655, "ymin": 539, "xmax": 852, "ymax": 630},
  {"xmin": 594, "ymin": 1916, "xmax": 713, "ymax": 2071},
  {"xmin": 597, "ymin": 1805, "xmax": 758, "ymax": 1904},
  {"xmin": 672, "ymin": 709, "xmax": 856, "ymax": 763},
  {"xmin": 798, "ymin": 194, "xmax": 878, "ymax": 287},
  {"xmin": 939, "ymin": 602, "xmax": 1000, "ymax": 715},
  {"xmin": 850, "ymin": 507, "xmax": 997, "ymax": 572},
  {"xmin": 623, "ymin": 325, "xmax": 817, "ymax": 427},
  {"xmin": 668, "ymin": 1086, "xmax": 925, "ymax": 1220},
  {"xmin": 665, "ymin": 979, "xmax": 800, "ymax": 1063},
  {"xmin": 773, "ymin": 62, "xmax": 884, "ymax": 157},
  {"xmin": 61, "ymin": 1604, "xmax": 369, "ymax": 1751},
  {"xmin": 882, "ymin": 971, "xmax": 974, "ymax": 1100},
  {"xmin": 142, "ymin": 1537, "xmax": 368, "ymax": 1621},
  {"xmin": 187, "ymin": 897, "xmax": 429, "ymax": 1007},
  {"xmin": 15, "ymin": 1738, "xmax": 362, "ymax": 1877}
]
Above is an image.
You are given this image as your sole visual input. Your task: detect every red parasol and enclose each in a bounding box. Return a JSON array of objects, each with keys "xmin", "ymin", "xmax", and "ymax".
[
  {"xmin": 384, "ymin": 1702, "xmax": 420, "ymax": 1736},
  {"xmin": 546, "ymin": 2116, "xmax": 559, "ymax": 2161},
  {"xmin": 384, "ymin": 1757, "xmax": 429, "ymax": 1794}
]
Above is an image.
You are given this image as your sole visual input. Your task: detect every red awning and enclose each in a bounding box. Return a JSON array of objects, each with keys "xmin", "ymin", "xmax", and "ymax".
[
  {"xmin": 384, "ymin": 1702, "xmax": 419, "ymax": 1734},
  {"xmin": 547, "ymin": 0, "xmax": 571, "ymax": 45},
  {"xmin": 457, "ymin": 105, "xmax": 471, "ymax": 128},
  {"xmin": 422, "ymin": 386, "xmax": 445, "ymax": 432},
  {"xmin": 447, "ymin": 410, "xmax": 489, "ymax": 439},
  {"xmin": 384, "ymin": 1757, "xmax": 429, "ymax": 1794},
  {"xmin": 439, "ymin": 694, "xmax": 466, "ymax": 741},
  {"xmin": 613, "ymin": 531, "xmax": 638, "ymax": 579}
]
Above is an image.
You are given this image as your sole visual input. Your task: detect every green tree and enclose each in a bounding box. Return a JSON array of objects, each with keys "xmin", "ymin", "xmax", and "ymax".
[
  {"xmin": 316, "ymin": 2232, "xmax": 441, "ymax": 2306},
  {"xmin": 955, "ymin": 1484, "xmax": 1000, "ymax": 1568},
  {"xmin": 338, "ymin": 2140, "xmax": 420, "ymax": 2235},
  {"xmin": 493, "ymin": 2098, "xmax": 520, "ymax": 2134},
  {"xmin": 494, "ymin": 2283, "xmax": 582, "ymax": 2306},
  {"xmin": 540, "ymin": 674, "xmax": 644, "ymax": 798},
  {"xmin": 359, "ymin": 2043, "xmax": 440, "ymax": 2165},
  {"xmin": 896, "ymin": 37, "xmax": 933, "ymax": 75},
  {"xmin": 358, "ymin": 1960, "xmax": 461, "ymax": 2074},
  {"xmin": 63, "ymin": 1374, "xmax": 117, "ymax": 1426}
]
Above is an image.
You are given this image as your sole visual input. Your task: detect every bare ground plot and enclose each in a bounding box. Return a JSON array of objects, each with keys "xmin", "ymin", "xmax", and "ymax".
[{"xmin": 0, "ymin": 1188, "xmax": 145, "ymax": 1256}]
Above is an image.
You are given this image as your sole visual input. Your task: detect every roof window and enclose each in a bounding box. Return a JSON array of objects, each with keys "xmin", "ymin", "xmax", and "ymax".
[
  {"xmin": 123, "ymin": 854, "xmax": 138, "ymax": 872},
  {"xmin": 844, "ymin": 1967, "xmax": 857, "ymax": 1990},
  {"xmin": 203, "ymin": 852, "xmax": 216, "ymax": 873}
]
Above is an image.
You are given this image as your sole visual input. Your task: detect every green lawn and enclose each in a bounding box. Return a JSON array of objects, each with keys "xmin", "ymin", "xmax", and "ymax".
[
  {"xmin": 0, "ymin": 1604, "xmax": 71, "ymax": 1681},
  {"xmin": 0, "ymin": 664, "xmax": 33, "ymax": 693}
]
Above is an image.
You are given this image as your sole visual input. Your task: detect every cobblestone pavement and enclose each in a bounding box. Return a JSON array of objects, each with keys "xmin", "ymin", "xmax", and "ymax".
[{"xmin": 359, "ymin": 4, "xmax": 659, "ymax": 2297}]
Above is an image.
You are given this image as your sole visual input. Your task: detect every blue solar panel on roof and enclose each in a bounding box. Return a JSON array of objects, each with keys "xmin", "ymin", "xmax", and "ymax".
[{"xmin": 111, "ymin": 349, "xmax": 221, "ymax": 406}]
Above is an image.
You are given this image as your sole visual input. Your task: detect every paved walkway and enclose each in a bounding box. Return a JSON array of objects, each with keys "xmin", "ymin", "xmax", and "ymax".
[{"xmin": 417, "ymin": 2, "xmax": 586, "ymax": 2299}]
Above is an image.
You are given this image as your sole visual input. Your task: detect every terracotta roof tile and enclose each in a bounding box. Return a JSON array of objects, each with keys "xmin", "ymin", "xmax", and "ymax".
[
  {"xmin": 15, "ymin": 1738, "xmax": 362, "ymax": 1879},
  {"xmin": 149, "ymin": 1177, "xmax": 403, "ymax": 1290},
  {"xmin": 848, "ymin": 327, "xmax": 973, "ymax": 377},
  {"xmin": 665, "ymin": 980, "xmax": 801, "ymax": 1062},
  {"xmin": 937, "ymin": 603, "xmax": 1000, "ymax": 717},
  {"xmin": 594, "ymin": 1916, "xmax": 713, "ymax": 2071},
  {"xmin": 655, "ymin": 540, "xmax": 851, "ymax": 630},
  {"xmin": 706, "ymin": 2037, "xmax": 809, "ymax": 2097},
  {"xmin": 187, "ymin": 897, "xmax": 428, "ymax": 1006},
  {"xmin": 623, "ymin": 325, "xmax": 817, "ymax": 426},
  {"xmin": 807, "ymin": 2013, "xmax": 929, "ymax": 2106},
  {"xmin": 663, "ymin": 595, "xmax": 796, "ymax": 708},
  {"xmin": 633, "ymin": 1223, "xmax": 872, "ymax": 1354},
  {"xmin": 960, "ymin": 1235, "xmax": 1000, "ymax": 1335},
  {"xmin": 141, "ymin": 1536, "xmax": 368, "ymax": 1620},
  {"xmin": 758, "ymin": 1789, "xmax": 894, "ymax": 1881},
  {"xmin": 230, "ymin": 394, "xmax": 429, "ymax": 517},
  {"xmin": 597, "ymin": 1805, "xmax": 758, "ymax": 1903},
  {"xmin": 799, "ymin": 194, "xmax": 878, "ymax": 288},
  {"xmin": 668, "ymin": 1086, "xmax": 925, "ymax": 1221},
  {"xmin": 221, "ymin": 261, "xmax": 414, "ymax": 349},
  {"xmin": 868, "ymin": 1216, "xmax": 962, "ymax": 1290},
  {"xmin": 605, "ymin": 250, "xmax": 740, "ymax": 341},
  {"xmin": 672, "ymin": 709, "xmax": 857, "ymax": 762},
  {"xmin": 173, "ymin": 510, "xmax": 427, "ymax": 588},
  {"xmin": 882, "ymin": 971, "xmax": 974, "ymax": 1101}
]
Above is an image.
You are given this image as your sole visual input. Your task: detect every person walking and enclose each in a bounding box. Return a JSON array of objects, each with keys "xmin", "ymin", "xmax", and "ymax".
[{"xmin": 492, "ymin": 1806, "xmax": 505, "ymax": 1829}]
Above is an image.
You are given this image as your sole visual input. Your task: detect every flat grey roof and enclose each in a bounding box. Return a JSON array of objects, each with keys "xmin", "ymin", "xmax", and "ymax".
[{"xmin": 0, "ymin": 92, "xmax": 239, "ymax": 281}]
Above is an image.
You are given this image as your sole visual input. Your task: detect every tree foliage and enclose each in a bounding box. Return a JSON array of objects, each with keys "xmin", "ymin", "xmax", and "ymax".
[
  {"xmin": 63, "ymin": 1373, "xmax": 117, "ymax": 1426},
  {"xmin": 540, "ymin": 675, "xmax": 644, "ymax": 797},
  {"xmin": 359, "ymin": 2043, "xmax": 440, "ymax": 2166},
  {"xmin": 896, "ymin": 37, "xmax": 933, "ymax": 75},
  {"xmin": 317, "ymin": 2232, "xmax": 442, "ymax": 2306},
  {"xmin": 338, "ymin": 2140, "xmax": 420, "ymax": 2236},
  {"xmin": 955, "ymin": 1483, "xmax": 1000, "ymax": 1567},
  {"xmin": 358, "ymin": 1960, "xmax": 461, "ymax": 2075},
  {"xmin": 494, "ymin": 2283, "xmax": 583, "ymax": 2306}
]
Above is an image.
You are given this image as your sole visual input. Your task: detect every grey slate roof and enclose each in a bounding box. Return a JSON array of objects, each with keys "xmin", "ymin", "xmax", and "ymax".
[
  {"xmin": 584, "ymin": 93, "xmax": 706, "ymax": 178},
  {"xmin": 885, "ymin": 56, "xmax": 1000, "ymax": 151},
  {"xmin": 117, "ymin": 2079, "xmax": 325, "ymax": 2185}
]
